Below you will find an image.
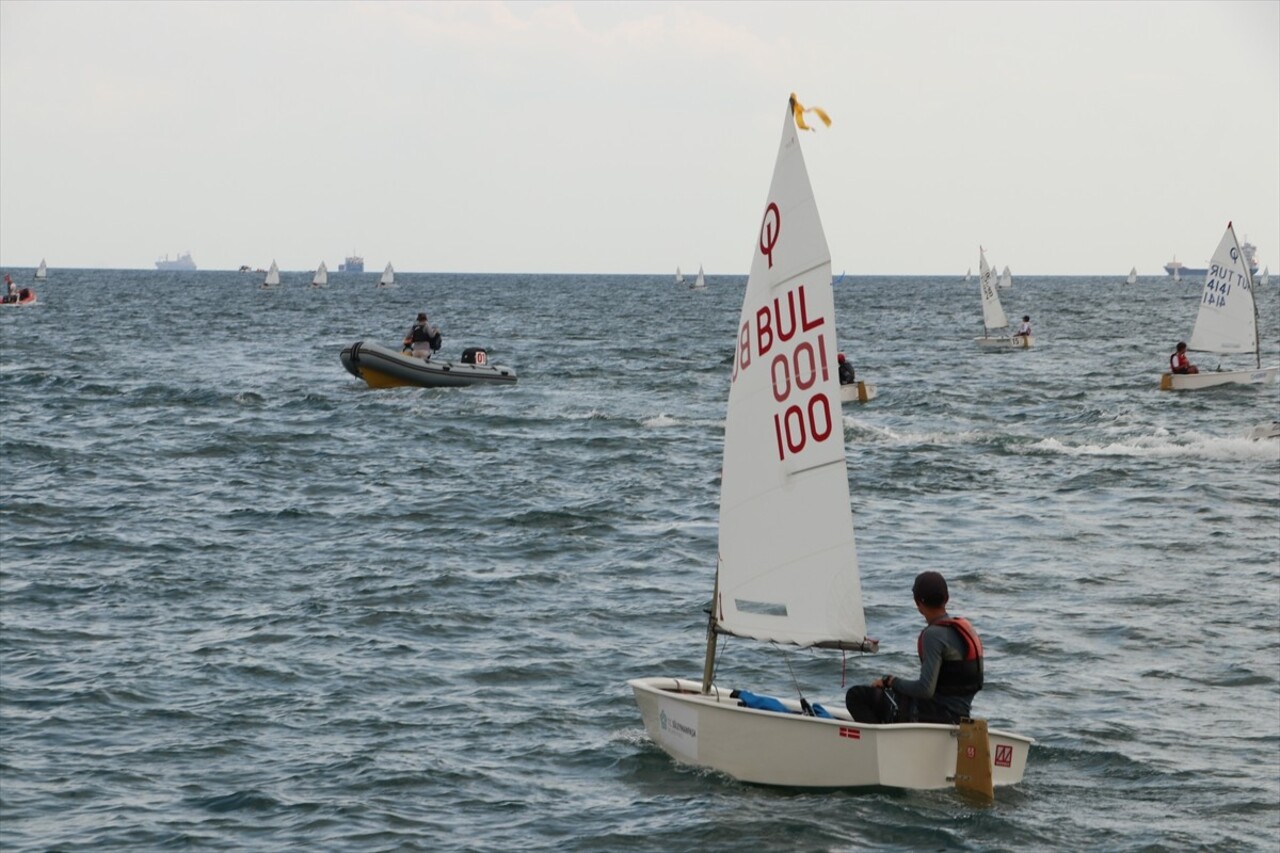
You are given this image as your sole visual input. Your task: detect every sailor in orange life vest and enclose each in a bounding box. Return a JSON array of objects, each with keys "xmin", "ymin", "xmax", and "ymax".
[
  {"xmin": 1170, "ymin": 341, "xmax": 1199, "ymax": 374},
  {"xmin": 845, "ymin": 571, "xmax": 984, "ymax": 724}
]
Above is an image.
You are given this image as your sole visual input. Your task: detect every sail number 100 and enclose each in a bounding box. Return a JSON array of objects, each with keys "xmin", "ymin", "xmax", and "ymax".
[{"xmin": 771, "ymin": 336, "xmax": 834, "ymax": 460}]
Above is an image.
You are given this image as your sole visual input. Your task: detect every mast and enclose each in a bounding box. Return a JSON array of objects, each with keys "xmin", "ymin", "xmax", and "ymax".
[
  {"xmin": 1245, "ymin": 243, "xmax": 1261, "ymax": 370},
  {"xmin": 700, "ymin": 576, "xmax": 719, "ymax": 693}
]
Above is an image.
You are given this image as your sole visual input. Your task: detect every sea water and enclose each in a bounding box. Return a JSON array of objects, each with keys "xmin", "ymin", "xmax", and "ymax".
[{"xmin": 1, "ymin": 269, "xmax": 1277, "ymax": 851}]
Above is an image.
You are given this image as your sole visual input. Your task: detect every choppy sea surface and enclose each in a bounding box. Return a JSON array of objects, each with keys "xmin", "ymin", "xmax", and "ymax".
[{"xmin": 2, "ymin": 267, "xmax": 1277, "ymax": 851}]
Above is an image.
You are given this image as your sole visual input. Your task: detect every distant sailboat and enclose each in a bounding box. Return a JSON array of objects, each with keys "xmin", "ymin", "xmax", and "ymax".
[
  {"xmin": 1127, "ymin": 266, "xmax": 1138, "ymax": 285},
  {"xmin": 964, "ymin": 267, "xmax": 972, "ymax": 282},
  {"xmin": 675, "ymin": 266, "xmax": 685, "ymax": 286},
  {"xmin": 998, "ymin": 265, "xmax": 1013, "ymax": 290},
  {"xmin": 379, "ymin": 263, "xmax": 395, "ymax": 287},
  {"xmin": 691, "ymin": 264, "xmax": 706, "ymax": 289},
  {"xmin": 1160, "ymin": 221, "xmax": 1277, "ymax": 390},
  {"xmin": 34, "ymin": 260, "xmax": 47, "ymax": 281},
  {"xmin": 1260, "ymin": 266, "xmax": 1270, "ymax": 287},
  {"xmin": 975, "ymin": 247, "xmax": 1032, "ymax": 349},
  {"xmin": 311, "ymin": 261, "xmax": 328, "ymax": 288},
  {"xmin": 262, "ymin": 261, "xmax": 280, "ymax": 288}
]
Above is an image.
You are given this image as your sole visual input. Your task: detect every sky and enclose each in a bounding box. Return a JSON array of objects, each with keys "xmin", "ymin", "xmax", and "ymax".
[{"xmin": 1, "ymin": 0, "xmax": 1277, "ymax": 276}]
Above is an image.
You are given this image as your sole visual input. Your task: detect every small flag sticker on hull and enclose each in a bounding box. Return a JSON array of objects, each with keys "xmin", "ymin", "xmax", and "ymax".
[{"xmin": 838, "ymin": 727, "xmax": 861, "ymax": 740}]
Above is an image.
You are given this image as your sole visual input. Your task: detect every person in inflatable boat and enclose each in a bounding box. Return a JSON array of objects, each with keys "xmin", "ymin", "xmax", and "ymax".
[
  {"xmin": 845, "ymin": 571, "xmax": 983, "ymax": 724},
  {"xmin": 403, "ymin": 312, "xmax": 442, "ymax": 358}
]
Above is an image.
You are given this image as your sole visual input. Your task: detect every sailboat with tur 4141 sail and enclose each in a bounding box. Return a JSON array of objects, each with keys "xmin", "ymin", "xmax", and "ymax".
[
  {"xmin": 628, "ymin": 95, "xmax": 1032, "ymax": 792},
  {"xmin": 975, "ymin": 247, "xmax": 1032, "ymax": 349},
  {"xmin": 1160, "ymin": 222, "xmax": 1278, "ymax": 390}
]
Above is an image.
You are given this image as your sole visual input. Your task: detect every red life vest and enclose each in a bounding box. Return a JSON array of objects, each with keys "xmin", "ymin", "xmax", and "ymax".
[
  {"xmin": 1171, "ymin": 351, "xmax": 1190, "ymax": 373},
  {"xmin": 917, "ymin": 616, "xmax": 984, "ymax": 696}
]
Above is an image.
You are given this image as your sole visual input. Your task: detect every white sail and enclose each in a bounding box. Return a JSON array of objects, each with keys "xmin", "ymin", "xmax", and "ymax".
[
  {"xmin": 692, "ymin": 265, "xmax": 706, "ymax": 289},
  {"xmin": 965, "ymin": 267, "xmax": 971, "ymax": 282},
  {"xmin": 263, "ymin": 261, "xmax": 280, "ymax": 286},
  {"xmin": 978, "ymin": 248, "xmax": 1008, "ymax": 332},
  {"xmin": 1188, "ymin": 222, "xmax": 1258, "ymax": 356},
  {"xmin": 675, "ymin": 266, "xmax": 684, "ymax": 285},
  {"xmin": 380, "ymin": 263, "xmax": 395, "ymax": 286},
  {"xmin": 312, "ymin": 261, "xmax": 328, "ymax": 286},
  {"xmin": 714, "ymin": 98, "xmax": 868, "ymax": 650},
  {"xmin": 1127, "ymin": 266, "xmax": 1138, "ymax": 285},
  {"xmin": 998, "ymin": 265, "xmax": 1012, "ymax": 290},
  {"xmin": 1261, "ymin": 267, "xmax": 1270, "ymax": 287},
  {"xmin": 34, "ymin": 260, "xmax": 47, "ymax": 280}
]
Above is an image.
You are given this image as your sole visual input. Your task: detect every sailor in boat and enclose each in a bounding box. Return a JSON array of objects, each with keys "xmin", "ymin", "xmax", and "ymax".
[
  {"xmin": 845, "ymin": 571, "xmax": 983, "ymax": 725},
  {"xmin": 1015, "ymin": 315, "xmax": 1032, "ymax": 339},
  {"xmin": 837, "ymin": 352, "xmax": 856, "ymax": 385},
  {"xmin": 1170, "ymin": 341, "xmax": 1199, "ymax": 375},
  {"xmin": 402, "ymin": 312, "xmax": 443, "ymax": 360},
  {"xmin": 3, "ymin": 274, "xmax": 16, "ymax": 303}
]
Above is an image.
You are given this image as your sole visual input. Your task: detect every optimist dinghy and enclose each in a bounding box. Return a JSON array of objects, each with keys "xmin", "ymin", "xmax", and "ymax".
[
  {"xmin": 340, "ymin": 341, "xmax": 516, "ymax": 389},
  {"xmin": 628, "ymin": 94, "xmax": 1031, "ymax": 793},
  {"xmin": 1159, "ymin": 222, "xmax": 1278, "ymax": 391},
  {"xmin": 839, "ymin": 381, "xmax": 877, "ymax": 404},
  {"xmin": 974, "ymin": 248, "xmax": 1032, "ymax": 349}
]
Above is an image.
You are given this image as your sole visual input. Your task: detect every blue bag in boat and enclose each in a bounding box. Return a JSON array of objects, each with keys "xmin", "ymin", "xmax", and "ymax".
[{"xmin": 733, "ymin": 690, "xmax": 790, "ymax": 714}]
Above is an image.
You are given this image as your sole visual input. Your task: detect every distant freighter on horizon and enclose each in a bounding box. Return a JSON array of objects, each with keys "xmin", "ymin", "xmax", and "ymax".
[
  {"xmin": 155, "ymin": 252, "xmax": 196, "ymax": 271},
  {"xmin": 339, "ymin": 254, "xmax": 364, "ymax": 273},
  {"xmin": 1164, "ymin": 237, "xmax": 1259, "ymax": 278}
]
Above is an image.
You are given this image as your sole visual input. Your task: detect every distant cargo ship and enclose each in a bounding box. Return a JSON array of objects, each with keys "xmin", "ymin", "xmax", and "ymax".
[
  {"xmin": 1165, "ymin": 238, "xmax": 1259, "ymax": 278},
  {"xmin": 339, "ymin": 254, "xmax": 364, "ymax": 273},
  {"xmin": 155, "ymin": 252, "xmax": 196, "ymax": 271}
]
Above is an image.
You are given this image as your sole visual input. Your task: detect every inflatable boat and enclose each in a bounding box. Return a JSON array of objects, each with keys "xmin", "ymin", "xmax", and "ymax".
[
  {"xmin": 340, "ymin": 341, "xmax": 517, "ymax": 389},
  {"xmin": 0, "ymin": 287, "xmax": 37, "ymax": 307}
]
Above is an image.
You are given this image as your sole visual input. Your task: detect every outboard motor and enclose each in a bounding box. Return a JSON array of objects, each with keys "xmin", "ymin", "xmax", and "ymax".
[{"xmin": 461, "ymin": 347, "xmax": 488, "ymax": 365}]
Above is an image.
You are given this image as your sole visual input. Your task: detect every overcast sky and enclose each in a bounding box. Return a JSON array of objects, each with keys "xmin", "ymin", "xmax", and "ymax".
[{"xmin": 1, "ymin": 0, "xmax": 1277, "ymax": 275}]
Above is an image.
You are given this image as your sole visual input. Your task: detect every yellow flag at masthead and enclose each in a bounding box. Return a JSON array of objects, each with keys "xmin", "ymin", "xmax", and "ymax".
[{"xmin": 790, "ymin": 92, "xmax": 831, "ymax": 131}]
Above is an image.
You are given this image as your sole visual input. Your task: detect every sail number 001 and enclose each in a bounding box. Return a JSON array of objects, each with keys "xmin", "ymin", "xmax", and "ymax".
[{"xmin": 771, "ymin": 336, "xmax": 834, "ymax": 460}]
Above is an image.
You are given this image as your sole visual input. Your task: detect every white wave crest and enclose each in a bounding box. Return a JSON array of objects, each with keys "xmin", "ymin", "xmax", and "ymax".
[{"xmin": 1031, "ymin": 433, "xmax": 1280, "ymax": 460}]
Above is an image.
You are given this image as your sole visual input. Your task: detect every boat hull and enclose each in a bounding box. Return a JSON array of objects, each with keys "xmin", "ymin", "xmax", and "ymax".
[
  {"xmin": 975, "ymin": 334, "xmax": 1033, "ymax": 350},
  {"xmin": 1159, "ymin": 366, "xmax": 1278, "ymax": 391},
  {"xmin": 629, "ymin": 677, "xmax": 1032, "ymax": 790},
  {"xmin": 340, "ymin": 341, "xmax": 517, "ymax": 389},
  {"xmin": 839, "ymin": 381, "xmax": 877, "ymax": 403},
  {"xmin": 1, "ymin": 291, "xmax": 37, "ymax": 307}
]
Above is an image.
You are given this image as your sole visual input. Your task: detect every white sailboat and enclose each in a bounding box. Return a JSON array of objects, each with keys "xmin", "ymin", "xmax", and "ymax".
[
  {"xmin": 1127, "ymin": 266, "xmax": 1138, "ymax": 285},
  {"xmin": 1260, "ymin": 266, "xmax": 1270, "ymax": 287},
  {"xmin": 34, "ymin": 259, "xmax": 47, "ymax": 281},
  {"xmin": 964, "ymin": 267, "xmax": 972, "ymax": 282},
  {"xmin": 975, "ymin": 248, "xmax": 1032, "ymax": 349},
  {"xmin": 311, "ymin": 261, "xmax": 328, "ymax": 288},
  {"xmin": 998, "ymin": 265, "xmax": 1012, "ymax": 290},
  {"xmin": 629, "ymin": 95, "xmax": 1032, "ymax": 792},
  {"xmin": 839, "ymin": 374, "xmax": 878, "ymax": 404},
  {"xmin": 262, "ymin": 260, "xmax": 280, "ymax": 288},
  {"xmin": 1160, "ymin": 221, "xmax": 1278, "ymax": 390},
  {"xmin": 675, "ymin": 266, "xmax": 685, "ymax": 286},
  {"xmin": 379, "ymin": 263, "xmax": 395, "ymax": 287},
  {"xmin": 690, "ymin": 264, "xmax": 706, "ymax": 290}
]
